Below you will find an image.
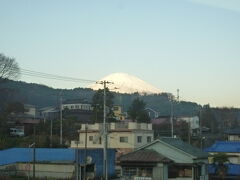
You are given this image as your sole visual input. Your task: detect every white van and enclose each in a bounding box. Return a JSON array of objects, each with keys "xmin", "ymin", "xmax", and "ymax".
[{"xmin": 10, "ymin": 128, "xmax": 24, "ymax": 137}]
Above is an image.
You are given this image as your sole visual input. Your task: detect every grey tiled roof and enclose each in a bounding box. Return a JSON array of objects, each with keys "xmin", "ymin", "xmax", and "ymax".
[
  {"xmin": 159, "ymin": 137, "xmax": 208, "ymax": 159},
  {"xmin": 225, "ymin": 128, "xmax": 240, "ymax": 135},
  {"xmin": 119, "ymin": 149, "xmax": 172, "ymax": 163}
]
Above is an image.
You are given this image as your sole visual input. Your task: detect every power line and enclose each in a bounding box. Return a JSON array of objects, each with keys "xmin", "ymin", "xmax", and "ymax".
[{"xmin": 18, "ymin": 68, "xmax": 96, "ymax": 83}]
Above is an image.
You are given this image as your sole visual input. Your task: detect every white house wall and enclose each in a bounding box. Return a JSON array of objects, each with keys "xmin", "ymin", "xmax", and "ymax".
[
  {"xmin": 133, "ymin": 131, "xmax": 154, "ymax": 149},
  {"xmin": 71, "ymin": 130, "xmax": 154, "ymax": 149}
]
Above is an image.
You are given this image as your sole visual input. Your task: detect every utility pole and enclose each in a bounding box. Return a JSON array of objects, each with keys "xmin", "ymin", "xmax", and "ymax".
[
  {"xmin": 170, "ymin": 96, "xmax": 174, "ymax": 138},
  {"xmin": 50, "ymin": 118, "xmax": 53, "ymax": 147},
  {"xmin": 188, "ymin": 121, "xmax": 191, "ymax": 144},
  {"xmin": 33, "ymin": 125, "xmax": 36, "ymax": 179},
  {"xmin": 97, "ymin": 80, "xmax": 113, "ymax": 180},
  {"xmin": 199, "ymin": 107, "xmax": 202, "ymax": 139},
  {"xmin": 75, "ymin": 148, "xmax": 80, "ymax": 180},
  {"xmin": 103, "ymin": 81, "xmax": 108, "ymax": 180},
  {"xmin": 60, "ymin": 95, "xmax": 63, "ymax": 145},
  {"xmin": 199, "ymin": 107, "xmax": 204, "ymax": 149},
  {"xmin": 84, "ymin": 124, "xmax": 88, "ymax": 180}
]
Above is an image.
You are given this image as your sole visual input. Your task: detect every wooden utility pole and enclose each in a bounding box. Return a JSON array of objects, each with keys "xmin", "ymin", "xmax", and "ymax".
[
  {"xmin": 97, "ymin": 80, "xmax": 113, "ymax": 180},
  {"xmin": 170, "ymin": 96, "xmax": 174, "ymax": 138},
  {"xmin": 60, "ymin": 95, "xmax": 63, "ymax": 145},
  {"xmin": 84, "ymin": 124, "xmax": 88, "ymax": 180},
  {"xmin": 33, "ymin": 125, "xmax": 36, "ymax": 179}
]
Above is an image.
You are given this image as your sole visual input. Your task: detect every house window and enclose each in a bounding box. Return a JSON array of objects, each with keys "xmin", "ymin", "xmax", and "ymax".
[
  {"xmin": 138, "ymin": 167, "xmax": 153, "ymax": 177},
  {"xmin": 147, "ymin": 136, "xmax": 151, "ymax": 143},
  {"xmin": 168, "ymin": 165, "xmax": 192, "ymax": 178},
  {"xmin": 120, "ymin": 137, "xmax": 128, "ymax": 143},
  {"xmin": 123, "ymin": 167, "xmax": 137, "ymax": 176},
  {"xmin": 123, "ymin": 167, "xmax": 153, "ymax": 177},
  {"xmin": 93, "ymin": 137, "xmax": 101, "ymax": 144},
  {"xmin": 75, "ymin": 105, "xmax": 79, "ymax": 109},
  {"xmin": 71, "ymin": 105, "xmax": 74, "ymax": 109},
  {"xmin": 137, "ymin": 136, "xmax": 142, "ymax": 143},
  {"xmin": 89, "ymin": 136, "xmax": 93, "ymax": 141}
]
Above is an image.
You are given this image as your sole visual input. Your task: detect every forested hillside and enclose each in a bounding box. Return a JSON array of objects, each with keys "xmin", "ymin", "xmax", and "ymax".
[{"xmin": 0, "ymin": 79, "xmax": 201, "ymax": 116}]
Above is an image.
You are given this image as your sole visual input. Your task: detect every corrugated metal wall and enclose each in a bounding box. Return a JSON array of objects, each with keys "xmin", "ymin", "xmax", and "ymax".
[{"xmin": 0, "ymin": 148, "xmax": 116, "ymax": 178}]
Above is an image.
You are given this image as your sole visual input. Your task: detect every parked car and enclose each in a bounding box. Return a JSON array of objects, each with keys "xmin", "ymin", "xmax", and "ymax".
[{"xmin": 10, "ymin": 128, "xmax": 24, "ymax": 137}]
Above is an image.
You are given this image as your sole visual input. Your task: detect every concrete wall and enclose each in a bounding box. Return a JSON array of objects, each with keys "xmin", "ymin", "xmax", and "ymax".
[{"xmin": 0, "ymin": 163, "xmax": 74, "ymax": 179}]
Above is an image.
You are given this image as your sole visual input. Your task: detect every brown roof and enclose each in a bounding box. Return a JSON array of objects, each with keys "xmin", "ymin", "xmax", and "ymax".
[{"xmin": 119, "ymin": 149, "xmax": 172, "ymax": 163}]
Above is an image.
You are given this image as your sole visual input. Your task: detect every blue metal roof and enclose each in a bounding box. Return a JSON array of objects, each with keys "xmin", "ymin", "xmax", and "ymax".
[
  {"xmin": 204, "ymin": 141, "xmax": 240, "ymax": 153},
  {"xmin": 0, "ymin": 148, "xmax": 75, "ymax": 165}
]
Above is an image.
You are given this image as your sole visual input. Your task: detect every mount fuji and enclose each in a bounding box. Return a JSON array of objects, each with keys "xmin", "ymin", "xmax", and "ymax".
[{"xmin": 88, "ymin": 73, "xmax": 161, "ymax": 94}]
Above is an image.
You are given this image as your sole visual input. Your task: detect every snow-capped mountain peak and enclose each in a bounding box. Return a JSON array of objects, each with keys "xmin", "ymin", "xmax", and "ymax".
[{"xmin": 88, "ymin": 73, "xmax": 161, "ymax": 94}]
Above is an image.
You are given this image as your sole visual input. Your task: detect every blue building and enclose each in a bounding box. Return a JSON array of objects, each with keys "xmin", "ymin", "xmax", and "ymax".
[
  {"xmin": 205, "ymin": 141, "xmax": 240, "ymax": 178},
  {"xmin": 0, "ymin": 148, "xmax": 116, "ymax": 179}
]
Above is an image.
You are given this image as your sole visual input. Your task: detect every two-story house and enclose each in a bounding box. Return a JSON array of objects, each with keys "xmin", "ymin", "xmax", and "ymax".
[
  {"xmin": 225, "ymin": 128, "xmax": 240, "ymax": 141},
  {"xmin": 205, "ymin": 141, "xmax": 240, "ymax": 177},
  {"xmin": 71, "ymin": 122, "xmax": 154, "ymax": 156}
]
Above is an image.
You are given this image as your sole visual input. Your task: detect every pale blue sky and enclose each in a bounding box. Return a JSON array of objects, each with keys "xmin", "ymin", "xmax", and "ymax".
[{"xmin": 1, "ymin": 0, "xmax": 240, "ymax": 107}]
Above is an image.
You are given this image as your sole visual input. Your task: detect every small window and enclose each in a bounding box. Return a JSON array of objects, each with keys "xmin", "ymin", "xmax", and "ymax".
[
  {"xmin": 147, "ymin": 136, "xmax": 152, "ymax": 143},
  {"xmin": 120, "ymin": 137, "xmax": 128, "ymax": 143},
  {"xmin": 75, "ymin": 105, "xmax": 79, "ymax": 109},
  {"xmin": 71, "ymin": 105, "xmax": 74, "ymax": 109},
  {"xmin": 89, "ymin": 136, "xmax": 93, "ymax": 141},
  {"xmin": 93, "ymin": 137, "xmax": 101, "ymax": 144},
  {"xmin": 137, "ymin": 136, "xmax": 142, "ymax": 143}
]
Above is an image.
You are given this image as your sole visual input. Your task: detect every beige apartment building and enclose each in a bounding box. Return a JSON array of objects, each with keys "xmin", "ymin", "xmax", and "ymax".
[{"xmin": 71, "ymin": 122, "xmax": 154, "ymax": 155}]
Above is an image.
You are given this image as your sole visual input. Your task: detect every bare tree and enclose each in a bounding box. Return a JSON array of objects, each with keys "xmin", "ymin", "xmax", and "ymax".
[{"xmin": 0, "ymin": 53, "xmax": 20, "ymax": 80}]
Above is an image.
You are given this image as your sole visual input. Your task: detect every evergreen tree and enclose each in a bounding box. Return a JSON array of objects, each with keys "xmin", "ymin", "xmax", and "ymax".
[
  {"xmin": 92, "ymin": 88, "xmax": 115, "ymax": 123},
  {"xmin": 212, "ymin": 152, "xmax": 229, "ymax": 179},
  {"xmin": 127, "ymin": 98, "xmax": 150, "ymax": 123},
  {"xmin": 201, "ymin": 104, "xmax": 217, "ymax": 133}
]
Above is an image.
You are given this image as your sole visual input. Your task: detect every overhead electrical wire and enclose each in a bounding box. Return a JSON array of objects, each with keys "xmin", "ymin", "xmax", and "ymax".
[{"xmin": 16, "ymin": 68, "xmax": 96, "ymax": 83}]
